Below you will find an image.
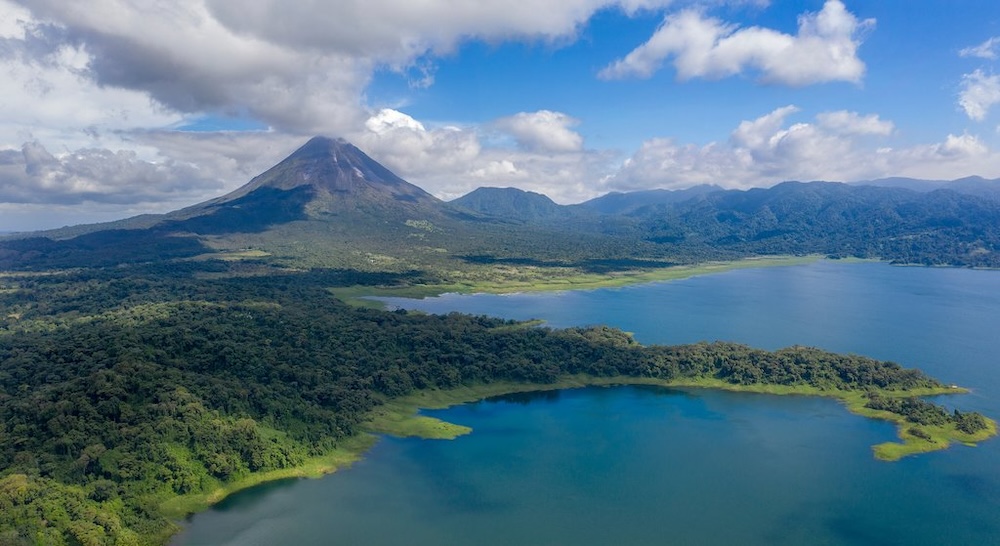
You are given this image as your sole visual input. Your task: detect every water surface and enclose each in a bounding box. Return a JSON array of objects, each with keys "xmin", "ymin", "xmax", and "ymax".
[{"xmin": 176, "ymin": 261, "xmax": 1000, "ymax": 545}]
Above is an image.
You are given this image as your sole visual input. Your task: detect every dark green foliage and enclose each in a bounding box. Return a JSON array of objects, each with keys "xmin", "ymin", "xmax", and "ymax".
[
  {"xmin": 865, "ymin": 393, "xmax": 950, "ymax": 425},
  {"xmin": 864, "ymin": 393, "xmax": 989, "ymax": 432},
  {"xmin": 953, "ymin": 410, "xmax": 989, "ymax": 434},
  {"xmin": 0, "ymin": 230, "xmax": 209, "ymax": 271},
  {"xmin": 449, "ymin": 187, "xmax": 577, "ymax": 222}
]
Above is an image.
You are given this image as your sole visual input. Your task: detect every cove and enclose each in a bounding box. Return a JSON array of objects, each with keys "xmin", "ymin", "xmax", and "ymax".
[{"xmin": 174, "ymin": 261, "xmax": 1000, "ymax": 545}]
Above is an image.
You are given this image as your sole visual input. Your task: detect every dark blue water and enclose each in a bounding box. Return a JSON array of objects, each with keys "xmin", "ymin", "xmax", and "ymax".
[{"xmin": 175, "ymin": 261, "xmax": 1000, "ymax": 545}]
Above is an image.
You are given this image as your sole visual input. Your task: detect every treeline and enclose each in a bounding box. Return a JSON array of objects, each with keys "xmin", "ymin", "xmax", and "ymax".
[
  {"xmin": 0, "ymin": 269, "xmax": 982, "ymax": 544},
  {"xmin": 865, "ymin": 393, "xmax": 989, "ymax": 434}
]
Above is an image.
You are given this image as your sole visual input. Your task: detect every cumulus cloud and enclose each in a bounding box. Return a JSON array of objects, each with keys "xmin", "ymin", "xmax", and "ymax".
[
  {"xmin": 7, "ymin": 0, "xmax": 677, "ymax": 138},
  {"xmin": 1, "ymin": 0, "xmax": 676, "ymax": 227},
  {"xmin": 10, "ymin": 0, "xmax": 371, "ymax": 136},
  {"xmin": 494, "ymin": 110, "xmax": 584, "ymax": 153},
  {"xmin": 472, "ymin": 160, "xmax": 523, "ymax": 179},
  {"xmin": 0, "ymin": 131, "xmax": 308, "ymax": 226},
  {"xmin": 599, "ymin": 0, "xmax": 873, "ymax": 85},
  {"xmin": 354, "ymin": 108, "xmax": 611, "ymax": 203},
  {"xmin": 605, "ymin": 106, "xmax": 1000, "ymax": 192},
  {"xmin": 0, "ymin": 141, "xmax": 223, "ymax": 205},
  {"xmin": 355, "ymin": 108, "xmax": 482, "ymax": 181},
  {"xmin": 959, "ymin": 69, "xmax": 1000, "ymax": 121},
  {"xmin": 200, "ymin": 0, "xmax": 673, "ymax": 62},
  {"xmin": 816, "ymin": 111, "xmax": 893, "ymax": 135},
  {"xmin": 0, "ymin": 24, "xmax": 184, "ymax": 152},
  {"xmin": 0, "ymin": 0, "xmax": 31, "ymax": 39},
  {"xmin": 960, "ymin": 37, "xmax": 1000, "ymax": 60}
]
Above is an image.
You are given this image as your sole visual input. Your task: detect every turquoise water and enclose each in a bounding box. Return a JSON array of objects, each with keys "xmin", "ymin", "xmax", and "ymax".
[{"xmin": 175, "ymin": 261, "xmax": 1000, "ymax": 545}]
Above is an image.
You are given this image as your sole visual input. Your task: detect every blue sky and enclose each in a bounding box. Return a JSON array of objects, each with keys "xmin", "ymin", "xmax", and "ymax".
[{"xmin": 2, "ymin": 0, "xmax": 1000, "ymax": 230}]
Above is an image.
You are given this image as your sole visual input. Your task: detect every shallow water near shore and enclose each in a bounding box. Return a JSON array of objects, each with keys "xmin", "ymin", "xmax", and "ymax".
[{"xmin": 174, "ymin": 261, "xmax": 1000, "ymax": 545}]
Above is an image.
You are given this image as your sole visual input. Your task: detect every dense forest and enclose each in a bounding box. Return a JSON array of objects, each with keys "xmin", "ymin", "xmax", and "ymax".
[{"xmin": 0, "ymin": 264, "xmax": 989, "ymax": 545}]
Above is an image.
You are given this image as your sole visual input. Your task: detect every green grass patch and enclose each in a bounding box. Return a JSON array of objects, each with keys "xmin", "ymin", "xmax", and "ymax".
[
  {"xmin": 331, "ymin": 255, "xmax": 824, "ymax": 307},
  {"xmin": 158, "ymin": 433, "xmax": 376, "ymax": 521},
  {"xmin": 197, "ymin": 249, "xmax": 272, "ymax": 261},
  {"xmin": 366, "ymin": 403, "xmax": 472, "ymax": 439}
]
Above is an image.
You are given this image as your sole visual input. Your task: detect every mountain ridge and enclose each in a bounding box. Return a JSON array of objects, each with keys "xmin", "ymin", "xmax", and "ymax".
[
  {"xmin": 448, "ymin": 186, "xmax": 579, "ymax": 223},
  {"xmin": 4, "ymin": 137, "xmax": 1000, "ymax": 270}
]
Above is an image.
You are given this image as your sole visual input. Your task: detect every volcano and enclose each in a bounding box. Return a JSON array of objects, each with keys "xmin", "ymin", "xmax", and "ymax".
[
  {"xmin": 209, "ymin": 136, "xmax": 439, "ymax": 208},
  {"xmin": 170, "ymin": 137, "xmax": 444, "ymax": 231}
]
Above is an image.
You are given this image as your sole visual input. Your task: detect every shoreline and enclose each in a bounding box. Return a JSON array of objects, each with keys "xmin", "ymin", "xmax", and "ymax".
[
  {"xmin": 367, "ymin": 376, "xmax": 997, "ymax": 462},
  {"xmin": 330, "ymin": 254, "xmax": 835, "ymax": 307},
  {"xmin": 163, "ymin": 257, "xmax": 995, "ymax": 542},
  {"xmin": 165, "ymin": 375, "xmax": 997, "ymax": 543}
]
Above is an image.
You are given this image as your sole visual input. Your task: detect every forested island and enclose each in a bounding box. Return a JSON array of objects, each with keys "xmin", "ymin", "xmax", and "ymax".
[{"xmin": 0, "ymin": 265, "xmax": 994, "ymax": 545}]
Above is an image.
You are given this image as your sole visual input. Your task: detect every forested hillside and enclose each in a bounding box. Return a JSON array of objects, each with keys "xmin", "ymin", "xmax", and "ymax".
[{"xmin": 634, "ymin": 182, "xmax": 1000, "ymax": 266}]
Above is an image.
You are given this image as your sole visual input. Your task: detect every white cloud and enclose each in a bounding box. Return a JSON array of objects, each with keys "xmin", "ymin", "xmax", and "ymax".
[
  {"xmin": 0, "ymin": 36, "xmax": 184, "ymax": 152},
  {"xmin": 959, "ymin": 69, "xmax": 1000, "ymax": 121},
  {"xmin": 10, "ymin": 0, "xmax": 371, "ymax": 135},
  {"xmin": 599, "ymin": 0, "xmax": 873, "ymax": 85},
  {"xmin": 0, "ymin": 0, "xmax": 31, "ymax": 39},
  {"xmin": 472, "ymin": 160, "xmax": 523, "ymax": 179},
  {"xmin": 0, "ymin": 130, "xmax": 306, "ymax": 230},
  {"xmin": 960, "ymin": 37, "xmax": 1000, "ymax": 60},
  {"xmin": 816, "ymin": 111, "xmax": 893, "ymax": 135},
  {"xmin": 494, "ymin": 110, "xmax": 584, "ymax": 153},
  {"xmin": 198, "ymin": 0, "xmax": 676, "ymax": 65},
  {"xmin": 938, "ymin": 133, "xmax": 988, "ymax": 157},
  {"xmin": 7, "ymin": 0, "xmax": 677, "ymax": 138},
  {"xmin": 605, "ymin": 107, "xmax": 1000, "ymax": 192},
  {"xmin": 354, "ymin": 108, "xmax": 611, "ymax": 203},
  {"xmin": 0, "ymin": 141, "xmax": 223, "ymax": 205},
  {"xmin": 355, "ymin": 108, "xmax": 482, "ymax": 181},
  {"xmin": 730, "ymin": 105, "xmax": 800, "ymax": 150},
  {"xmin": 3, "ymin": 103, "xmax": 1000, "ymax": 232}
]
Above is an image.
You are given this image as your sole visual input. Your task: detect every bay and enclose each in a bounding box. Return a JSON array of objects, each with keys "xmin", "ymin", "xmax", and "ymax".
[{"xmin": 175, "ymin": 261, "xmax": 1000, "ymax": 545}]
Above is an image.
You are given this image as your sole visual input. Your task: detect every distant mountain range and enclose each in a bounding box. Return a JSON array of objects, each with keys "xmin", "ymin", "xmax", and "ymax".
[
  {"xmin": 853, "ymin": 176, "xmax": 1000, "ymax": 200},
  {"xmin": 3, "ymin": 136, "xmax": 1000, "ymax": 271}
]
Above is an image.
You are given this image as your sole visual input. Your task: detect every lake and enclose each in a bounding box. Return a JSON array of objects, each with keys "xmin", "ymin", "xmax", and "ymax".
[{"xmin": 174, "ymin": 260, "xmax": 1000, "ymax": 545}]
